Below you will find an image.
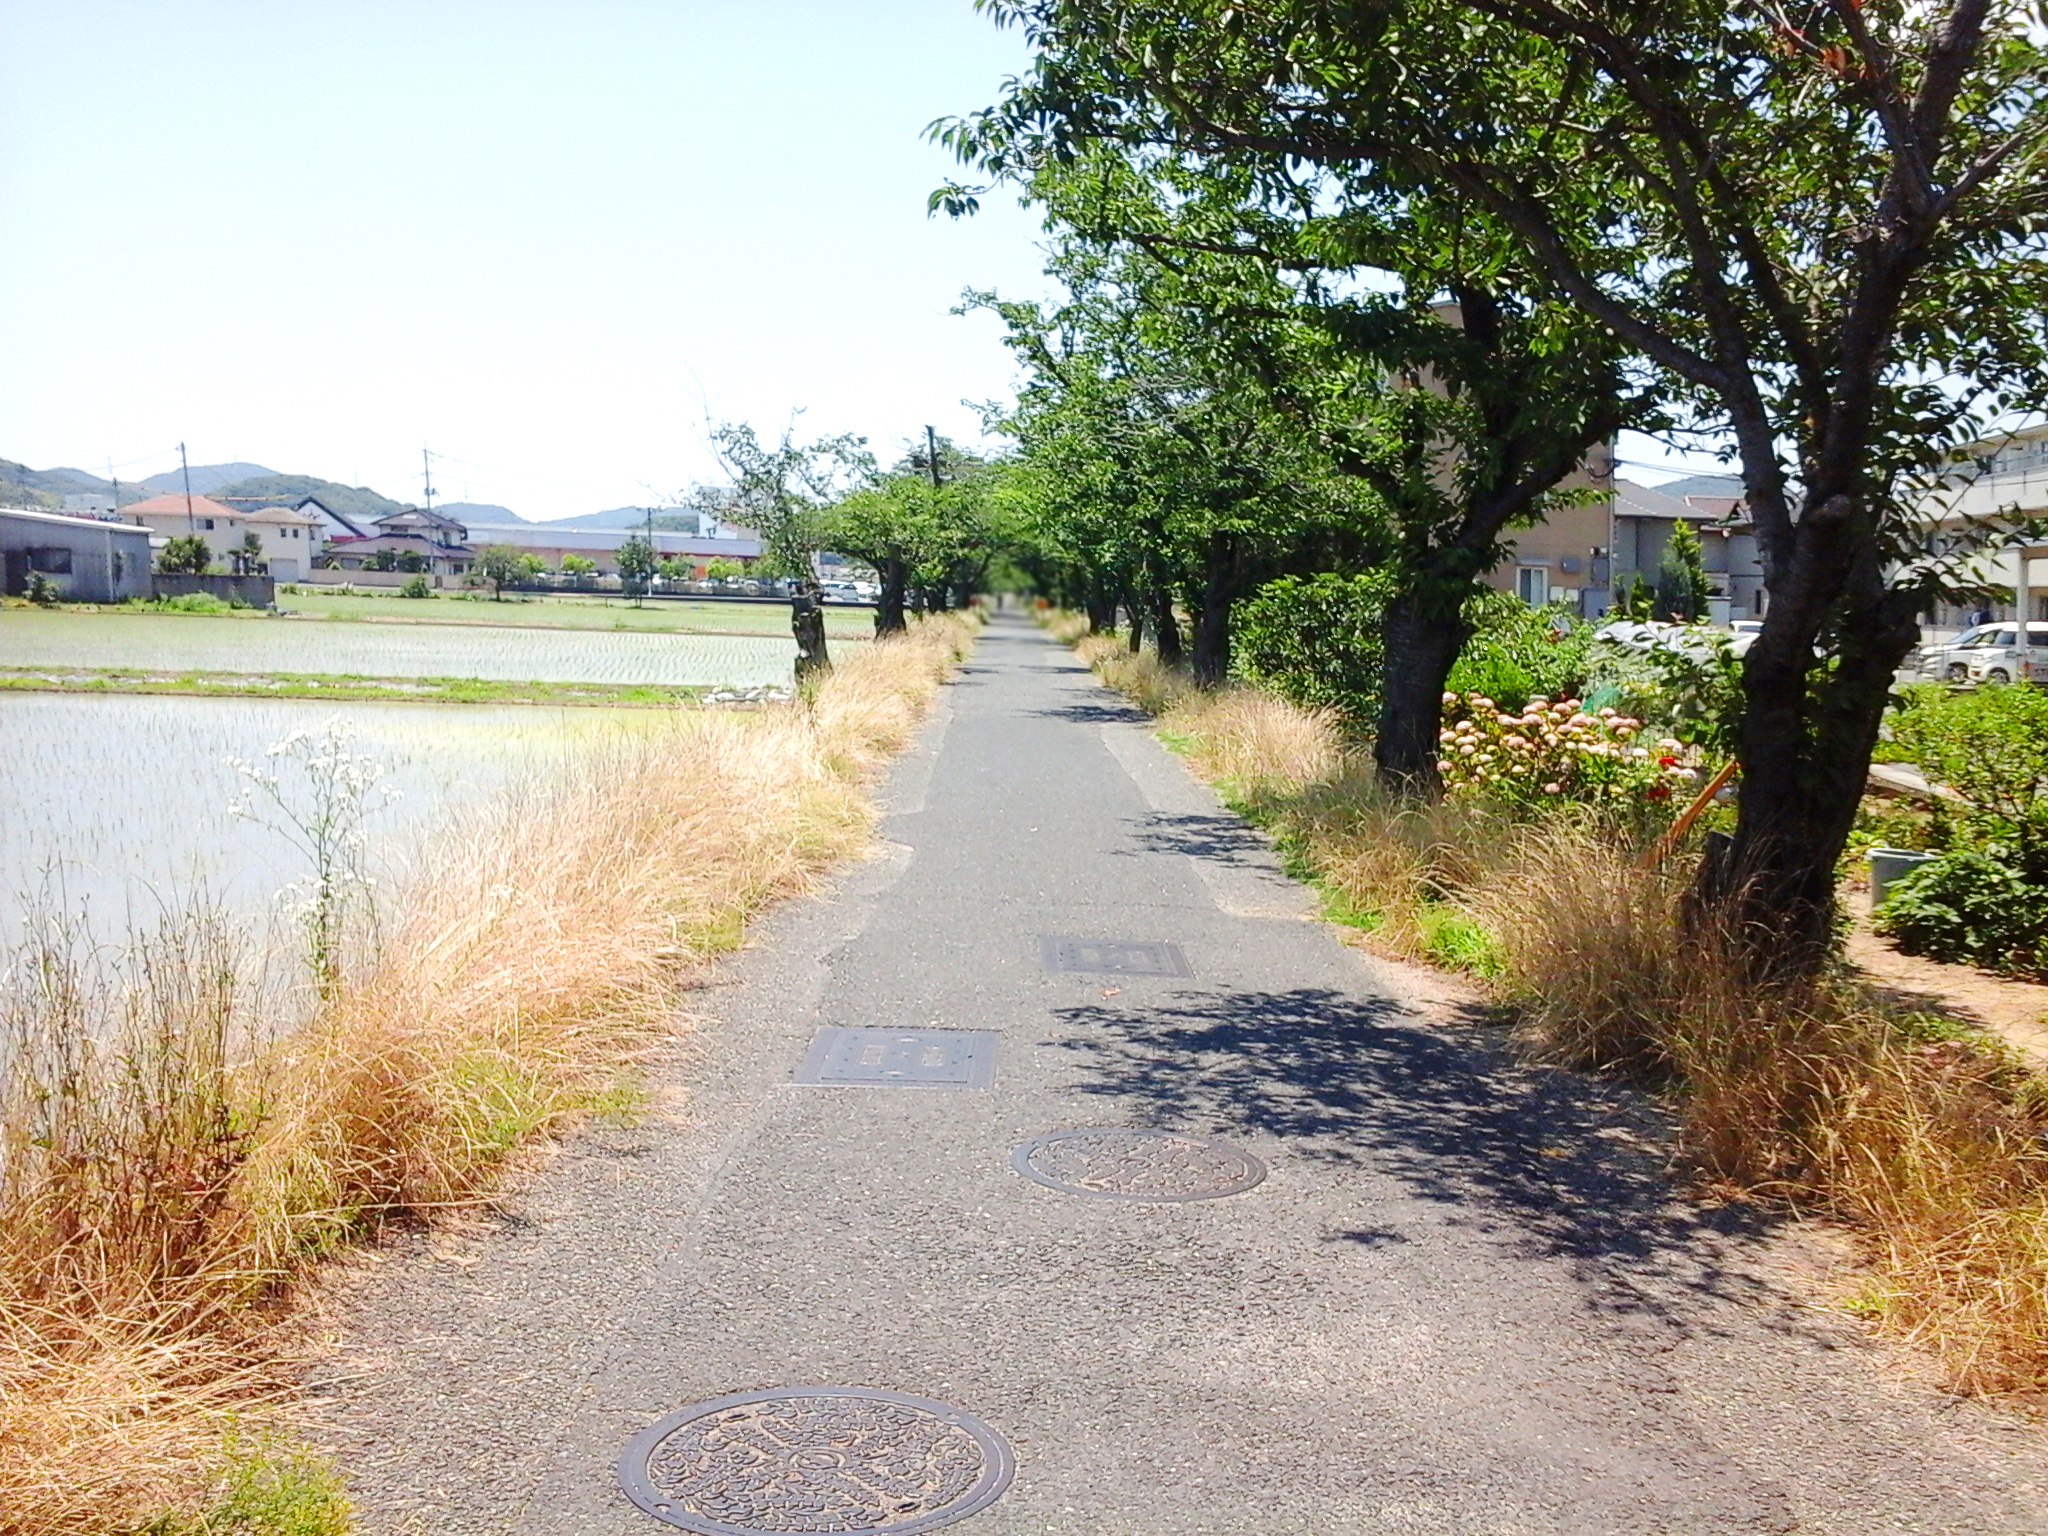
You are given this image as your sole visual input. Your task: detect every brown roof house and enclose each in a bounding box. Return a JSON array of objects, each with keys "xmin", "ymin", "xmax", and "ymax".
[{"xmin": 123, "ymin": 493, "xmax": 321, "ymax": 578}]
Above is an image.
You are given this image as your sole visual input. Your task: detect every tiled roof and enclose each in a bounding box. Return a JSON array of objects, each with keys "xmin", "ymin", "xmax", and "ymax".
[{"xmin": 123, "ymin": 492, "xmax": 242, "ymax": 520}]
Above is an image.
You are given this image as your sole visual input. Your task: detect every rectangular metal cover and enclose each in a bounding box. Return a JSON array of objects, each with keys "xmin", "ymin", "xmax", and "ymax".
[
  {"xmin": 1039, "ymin": 936, "xmax": 1193, "ymax": 977},
  {"xmin": 792, "ymin": 1027, "xmax": 1000, "ymax": 1088}
]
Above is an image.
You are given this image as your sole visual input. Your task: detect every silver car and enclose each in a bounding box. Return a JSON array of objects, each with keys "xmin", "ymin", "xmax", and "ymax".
[
  {"xmin": 1959, "ymin": 621, "xmax": 2048, "ymax": 686},
  {"xmin": 1917, "ymin": 622, "xmax": 2002, "ymax": 682}
]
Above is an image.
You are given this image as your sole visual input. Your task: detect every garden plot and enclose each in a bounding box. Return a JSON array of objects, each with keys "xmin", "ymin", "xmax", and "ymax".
[
  {"xmin": 0, "ymin": 611, "xmax": 841, "ymax": 687},
  {"xmin": 0, "ymin": 692, "xmax": 673, "ymax": 948}
]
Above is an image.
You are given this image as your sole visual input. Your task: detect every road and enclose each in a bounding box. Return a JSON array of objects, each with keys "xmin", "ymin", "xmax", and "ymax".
[{"xmin": 322, "ymin": 613, "xmax": 2048, "ymax": 1535}]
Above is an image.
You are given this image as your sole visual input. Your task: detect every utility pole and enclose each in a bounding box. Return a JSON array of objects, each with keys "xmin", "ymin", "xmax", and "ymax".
[
  {"xmin": 925, "ymin": 425, "xmax": 943, "ymax": 490},
  {"xmin": 108, "ymin": 460, "xmax": 119, "ymax": 520},
  {"xmin": 422, "ymin": 446, "xmax": 436, "ymax": 514},
  {"xmin": 180, "ymin": 442, "xmax": 195, "ymax": 534}
]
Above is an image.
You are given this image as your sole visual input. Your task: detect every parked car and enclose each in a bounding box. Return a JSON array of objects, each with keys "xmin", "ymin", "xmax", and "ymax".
[
  {"xmin": 1915, "ymin": 623, "xmax": 1999, "ymax": 681},
  {"xmin": 1958, "ymin": 621, "xmax": 2048, "ymax": 686}
]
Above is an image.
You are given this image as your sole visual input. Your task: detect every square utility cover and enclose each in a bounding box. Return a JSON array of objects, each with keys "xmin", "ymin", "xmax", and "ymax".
[
  {"xmin": 792, "ymin": 1027, "xmax": 1000, "ymax": 1088},
  {"xmin": 1039, "ymin": 936, "xmax": 1193, "ymax": 978}
]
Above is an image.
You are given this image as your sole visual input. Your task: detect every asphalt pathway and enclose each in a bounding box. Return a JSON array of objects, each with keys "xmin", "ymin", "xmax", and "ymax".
[{"xmin": 325, "ymin": 614, "xmax": 2048, "ymax": 1534}]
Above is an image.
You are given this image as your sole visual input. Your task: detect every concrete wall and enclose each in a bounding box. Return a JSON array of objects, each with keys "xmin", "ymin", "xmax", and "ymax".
[{"xmin": 151, "ymin": 573, "xmax": 276, "ymax": 607}]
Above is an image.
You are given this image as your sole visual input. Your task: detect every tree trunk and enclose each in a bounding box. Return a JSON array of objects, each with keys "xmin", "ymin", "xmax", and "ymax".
[
  {"xmin": 1124, "ymin": 591, "xmax": 1145, "ymax": 653},
  {"xmin": 873, "ymin": 555, "xmax": 907, "ymax": 637},
  {"xmin": 1190, "ymin": 534, "xmax": 1243, "ymax": 688},
  {"xmin": 1696, "ymin": 495, "xmax": 1921, "ymax": 976},
  {"xmin": 1374, "ymin": 589, "xmax": 1473, "ymax": 797},
  {"xmin": 1152, "ymin": 587, "xmax": 1184, "ymax": 667},
  {"xmin": 1085, "ymin": 589, "xmax": 1119, "ymax": 633},
  {"xmin": 791, "ymin": 584, "xmax": 832, "ymax": 682}
]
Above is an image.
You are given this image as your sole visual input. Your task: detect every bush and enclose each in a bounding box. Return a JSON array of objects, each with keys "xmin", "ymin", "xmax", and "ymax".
[
  {"xmin": 1437, "ymin": 692, "xmax": 1695, "ymax": 812},
  {"xmin": 1888, "ymin": 685, "xmax": 2048, "ymax": 862},
  {"xmin": 149, "ymin": 593, "xmax": 235, "ymax": 615},
  {"xmin": 157, "ymin": 535, "xmax": 211, "ymax": 575},
  {"xmin": 1875, "ymin": 849, "xmax": 2048, "ymax": 977},
  {"xmin": 398, "ymin": 574, "xmax": 433, "ymax": 599},
  {"xmin": 1582, "ymin": 627, "xmax": 1744, "ymax": 757},
  {"xmin": 1234, "ymin": 576, "xmax": 1589, "ymax": 724},
  {"xmin": 1233, "ymin": 572, "xmax": 1393, "ymax": 722},
  {"xmin": 1446, "ymin": 593, "xmax": 1593, "ymax": 711}
]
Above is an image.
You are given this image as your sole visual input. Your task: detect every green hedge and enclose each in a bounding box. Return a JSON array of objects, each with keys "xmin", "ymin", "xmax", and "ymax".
[{"xmin": 1234, "ymin": 574, "xmax": 1590, "ymax": 725}]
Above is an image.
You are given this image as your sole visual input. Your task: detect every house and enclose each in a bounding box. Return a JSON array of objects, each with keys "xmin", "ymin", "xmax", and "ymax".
[
  {"xmin": 1479, "ymin": 440, "xmax": 1618, "ymax": 611},
  {"xmin": 1485, "ymin": 466, "xmax": 1765, "ymax": 621},
  {"xmin": 292, "ymin": 496, "xmax": 370, "ymax": 541},
  {"xmin": 121, "ymin": 492, "xmax": 322, "ymax": 577},
  {"xmin": 1, "ymin": 508, "xmax": 153, "ymax": 602},
  {"xmin": 1612, "ymin": 478, "xmax": 1765, "ymax": 621},
  {"xmin": 324, "ymin": 506, "xmax": 476, "ymax": 577}
]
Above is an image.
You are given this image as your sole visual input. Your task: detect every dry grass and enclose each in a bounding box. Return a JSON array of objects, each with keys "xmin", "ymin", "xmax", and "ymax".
[
  {"xmin": 1061, "ymin": 615, "xmax": 2048, "ymax": 1401},
  {"xmin": 0, "ymin": 615, "xmax": 977, "ymax": 1535}
]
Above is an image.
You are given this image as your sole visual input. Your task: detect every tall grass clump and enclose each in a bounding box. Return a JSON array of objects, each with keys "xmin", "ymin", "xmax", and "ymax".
[
  {"xmin": 0, "ymin": 615, "xmax": 977, "ymax": 1536},
  {"xmin": 1059, "ymin": 613, "xmax": 2048, "ymax": 1399}
]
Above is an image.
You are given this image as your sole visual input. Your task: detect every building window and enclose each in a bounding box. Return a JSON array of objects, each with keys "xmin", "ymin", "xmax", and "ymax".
[
  {"xmin": 200, "ymin": 517, "xmax": 215, "ymax": 530},
  {"xmin": 27, "ymin": 546, "xmax": 73, "ymax": 574},
  {"xmin": 1516, "ymin": 565, "xmax": 1549, "ymax": 606}
]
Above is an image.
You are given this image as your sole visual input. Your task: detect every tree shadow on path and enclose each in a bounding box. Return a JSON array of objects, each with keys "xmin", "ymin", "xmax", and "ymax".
[{"xmin": 1049, "ymin": 986, "xmax": 1817, "ymax": 1344}]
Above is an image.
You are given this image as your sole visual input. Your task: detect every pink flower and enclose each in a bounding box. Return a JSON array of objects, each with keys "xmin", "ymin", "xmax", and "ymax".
[{"xmin": 1542, "ymin": 782, "xmax": 1562, "ymax": 794}]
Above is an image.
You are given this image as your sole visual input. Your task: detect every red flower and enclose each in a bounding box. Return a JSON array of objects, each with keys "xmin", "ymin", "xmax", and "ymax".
[
  {"xmin": 1657, "ymin": 755, "xmax": 1678, "ymax": 768},
  {"xmin": 1646, "ymin": 785, "xmax": 1672, "ymax": 802}
]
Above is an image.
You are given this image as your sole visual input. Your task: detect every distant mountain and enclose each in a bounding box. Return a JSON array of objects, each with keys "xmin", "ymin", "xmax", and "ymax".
[
  {"xmin": 140, "ymin": 462, "xmax": 276, "ymax": 496},
  {"xmin": 434, "ymin": 501, "xmax": 526, "ymax": 524},
  {"xmin": 41, "ymin": 467, "xmax": 115, "ymax": 492},
  {"xmin": 210, "ymin": 474, "xmax": 407, "ymax": 523},
  {"xmin": 540, "ymin": 505, "xmax": 699, "ymax": 531},
  {"xmin": 0, "ymin": 460, "xmax": 152, "ymax": 510},
  {"xmin": 0, "ymin": 459, "xmax": 65, "ymax": 510}
]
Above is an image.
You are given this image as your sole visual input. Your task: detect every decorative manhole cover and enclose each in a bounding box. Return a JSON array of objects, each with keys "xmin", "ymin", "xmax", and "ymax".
[
  {"xmin": 1038, "ymin": 936, "xmax": 1192, "ymax": 977},
  {"xmin": 791, "ymin": 1028, "xmax": 999, "ymax": 1089},
  {"xmin": 618, "ymin": 1387, "xmax": 1015, "ymax": 1535},
  {"xmin": 1010, "ymin": 1128, "xmax": 1266, "ymax": 1201}
]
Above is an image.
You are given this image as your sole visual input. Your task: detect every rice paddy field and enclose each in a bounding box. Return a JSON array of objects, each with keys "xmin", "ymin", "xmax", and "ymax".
[
  {"xmin": 276, "ymin": 588, "xmax": 878, "ymax": 635},
  {"xmin": 0, "ymin": 692, "xmax": 672, "ymax": 948},
  {"xmin": 0, "ymin": 609, "xmax": 843, "ymax": 687}
]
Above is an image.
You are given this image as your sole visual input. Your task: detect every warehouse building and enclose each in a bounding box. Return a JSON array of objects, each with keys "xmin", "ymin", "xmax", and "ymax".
[{"xmin": 0, "ymin": 508, "xmax": 153, "ymax": 603}]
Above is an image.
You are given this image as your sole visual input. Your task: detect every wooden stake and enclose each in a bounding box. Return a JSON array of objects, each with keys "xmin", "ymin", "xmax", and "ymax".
[{"xmin": 1641, "ymin": 759, "xmax": 1740, "ymax": 868}]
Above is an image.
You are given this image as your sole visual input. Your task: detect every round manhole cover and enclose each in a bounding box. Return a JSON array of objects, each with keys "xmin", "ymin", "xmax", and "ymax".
[
  {"xmin": 1010, "ymin": 1128, "xmax": 1266, "ymax": 1201},
  {"xmin": 617, "ymin": 1387, "xmax": 1015, "ymax": 1535}
]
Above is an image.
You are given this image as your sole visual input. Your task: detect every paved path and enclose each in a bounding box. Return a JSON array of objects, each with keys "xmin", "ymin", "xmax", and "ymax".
[{"xmin": 325, "ymin": 615, "xmax": 2048, "ymax": 1535}]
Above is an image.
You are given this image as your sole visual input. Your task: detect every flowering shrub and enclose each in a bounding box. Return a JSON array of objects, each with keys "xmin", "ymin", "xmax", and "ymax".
[{"xmin": 1435, "ymin": 692, "xmax": 1699, "ymax": 809}]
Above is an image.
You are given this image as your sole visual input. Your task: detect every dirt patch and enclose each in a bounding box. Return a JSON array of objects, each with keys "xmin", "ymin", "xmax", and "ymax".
[{"xmin": 1845, "ymin": 917, "xmax": 2048, "ymax": 1066}]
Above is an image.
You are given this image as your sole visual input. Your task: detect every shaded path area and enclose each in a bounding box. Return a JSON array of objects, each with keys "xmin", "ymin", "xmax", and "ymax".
[{"xmin": 322, "ymin": 615, "xmax": 2048, "ymax": 1534}]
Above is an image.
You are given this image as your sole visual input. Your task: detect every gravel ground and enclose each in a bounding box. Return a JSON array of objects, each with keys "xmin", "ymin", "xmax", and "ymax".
[{"xmin": 316, "ymin": 615, "xmax": 2048, "ymax": 1535}]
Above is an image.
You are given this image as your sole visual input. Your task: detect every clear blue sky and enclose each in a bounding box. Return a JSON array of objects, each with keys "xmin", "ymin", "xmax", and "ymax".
[{"xmin": 0, "ymin": 1, "xmax": 1055, "ymax": 519}]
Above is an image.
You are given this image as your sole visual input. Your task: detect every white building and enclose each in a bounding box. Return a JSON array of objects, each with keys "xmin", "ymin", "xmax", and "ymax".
[
  {"xmin": 1914, "ymin": 424, "xmax": 2048, "ymax": 649},
  {"xmin": 121, "ymin": 493, "xmax": 324, "ymax": 579}
]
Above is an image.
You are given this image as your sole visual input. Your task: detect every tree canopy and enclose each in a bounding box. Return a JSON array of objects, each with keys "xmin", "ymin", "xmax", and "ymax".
[{"xmin": 941, "ymin": 0, "xmax": 2048, "ymax": 973}]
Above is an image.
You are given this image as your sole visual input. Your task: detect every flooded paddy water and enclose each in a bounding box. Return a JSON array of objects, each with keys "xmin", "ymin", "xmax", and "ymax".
[
  {"xmin": 0, "ymin": 609, "xmax": 828, "ymax": 688},
  {"xmin": 0, "ymin": 692, "xmax": 672, "ymax": 948}
]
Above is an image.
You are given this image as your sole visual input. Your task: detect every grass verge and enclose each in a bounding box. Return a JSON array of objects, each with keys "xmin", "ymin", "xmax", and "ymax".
[
  {"xmin": 1057, "ymin": 616, "xmax": 2048, "ymax": 1402},
  {"xmin": 0, "ymin": 614, "xmax": 978, "ymax": 1534}
]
